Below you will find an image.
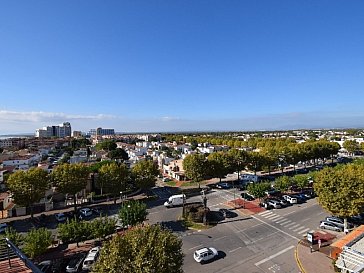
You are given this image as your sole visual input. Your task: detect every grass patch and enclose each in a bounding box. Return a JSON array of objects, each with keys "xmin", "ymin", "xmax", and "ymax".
[
  {"xmin": 180, "ymin": 181, "xmax": 202, "ymax": 187},
  {"xmin": 165, "ymin": 180, "xmax": 177, "ymax": 187},
  {"xmin": 181, "ymin": 218, "xmax": 213, "ymax": 230}
]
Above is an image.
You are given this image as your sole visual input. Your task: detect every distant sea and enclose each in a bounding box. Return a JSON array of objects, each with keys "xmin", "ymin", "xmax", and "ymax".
[{"xmin": 0, "ymin": 134, "xmax": 33, "ymax": 140}]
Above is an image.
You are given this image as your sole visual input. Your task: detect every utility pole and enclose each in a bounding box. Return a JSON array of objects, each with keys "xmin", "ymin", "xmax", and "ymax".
[{"xmin": 202, "ymin": 189, "xmax": 207, "ymax": 225}]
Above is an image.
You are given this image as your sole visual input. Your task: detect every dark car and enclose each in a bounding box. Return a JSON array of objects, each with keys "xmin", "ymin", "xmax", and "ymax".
[
  {"xmin": 215, "ymin": 182, "xmax": 232, "ymax": 189},
  {"xmin": 290, "ymin": 194, "xmax": 305, "ymax": 203},
  {"xmin": 66, "ymin": 254, "xmax": 86, "ymax": 273},
  {"xmin": 241, "ymin": 192, "xmax": 254, "ymax": 201},
  {"xmin": 219, "ymin": 209, "xmax": 237, "ymax": 218}
]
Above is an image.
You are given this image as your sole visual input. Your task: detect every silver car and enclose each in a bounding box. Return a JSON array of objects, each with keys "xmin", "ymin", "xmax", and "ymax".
[{"xmin": 320, "ymin": 221, "xmax": 342, "ymax": 232}]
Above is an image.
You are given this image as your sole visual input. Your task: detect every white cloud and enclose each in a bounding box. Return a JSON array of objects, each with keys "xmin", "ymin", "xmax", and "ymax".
[{"xmin": 1, "ymin": 109, "xmax": 364, "ymax": 135}]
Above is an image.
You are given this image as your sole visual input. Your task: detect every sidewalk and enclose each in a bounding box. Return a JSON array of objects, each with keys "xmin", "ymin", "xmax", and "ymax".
[
  {"xmin": 0, "ymin": 190, "xmax": 148, "ymax": 224},
  {"xmin": 295, "ymin": 239, "xmax": 335, "ymax": 273}
]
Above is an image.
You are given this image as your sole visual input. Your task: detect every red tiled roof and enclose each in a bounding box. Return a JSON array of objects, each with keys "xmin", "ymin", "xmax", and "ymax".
[{"xmin": 0, "ymin": 258, "xmax": 32, "ymax": 273}]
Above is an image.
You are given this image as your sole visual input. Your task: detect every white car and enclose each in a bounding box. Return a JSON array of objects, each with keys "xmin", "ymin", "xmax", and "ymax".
[
  {"xmin": 55, "ymin": 213, "xmax": 67, "ymax": 222},
  {"xmin": 193, "ymin": 247, "xmax": 218, "ymax": 263},
  {"xmin": 82, "ymin": 246, "xmax": 101, "ymax": 270}
]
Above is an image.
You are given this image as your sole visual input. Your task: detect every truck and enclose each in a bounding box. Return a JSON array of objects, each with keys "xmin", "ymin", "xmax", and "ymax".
[{"xmin": 164, "ymin": 194, "xmax": 186, "ymax": 208}]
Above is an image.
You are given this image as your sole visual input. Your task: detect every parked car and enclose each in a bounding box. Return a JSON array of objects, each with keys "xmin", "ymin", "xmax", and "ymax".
[
  {"xmin": 259, "ymin": 199, "xmax": 272, "ymax": 210},
  {"xmin": 325, "ymin": 216, "xmax": 352, "ymax": 230},
  {"xmin": 215, "ymin": 182, "xmax": 232, "ymax": 189},
  {"xmin": 0, "ymin": 223, "xmax": 8, "ymax": 233},
  {"xmin": 79, "ymin": 208, "xmax": 93, "ymax": 219},
  {"xmin": 37, "ymin": 260, "xmax": 53, "ymax": 273},
  {"xmin": 320, "ymin": 221, "xmax": 342, "ymax": 232},
  {"xmin": 241, "ymin": 192, "xmax": 254, "ymax": 201},
  {"xmin": 349, "ymin": 214, "xmax": 364, "ymax": 225},
  {"xmin": 193, "ymin": 247, "xmax": 218, "ymax": 263},
  {"xmin": 82, "ymin": 246, "xmax": 101, "ymax": 271},
  {"xmin": 267, "ymin": 199, "xmax": 282, "ymax": 209},
  {"xmin": 291, "ymin": 194, "xmax": 306, "ymax": 203},
  {"xmin": 282, "ymin": 195, "xmax": 298, "ymax": 204},
  {"xmin": 275, "ymin": 198, "xmax": 289, "ymax": 207},
  {"xmin": 66, "ymin": 254, "xmax": 86, "ymax": 273},
  {"xmin": 55, "ymin": 213, "xmax": 67, "ymax": 223}
]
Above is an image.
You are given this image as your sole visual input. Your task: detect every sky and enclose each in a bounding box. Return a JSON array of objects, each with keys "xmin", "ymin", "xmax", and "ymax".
[{"xmin": 1, "ymin": 1, "xmax": 364, "ymax": 134}]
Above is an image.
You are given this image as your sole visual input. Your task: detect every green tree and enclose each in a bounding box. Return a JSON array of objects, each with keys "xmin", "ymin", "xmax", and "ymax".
[
  {"xmin": 293, "ymin": 174, "xmax": 309, "ymax": 190},
  {"xmin": 274, "ymin": 176, "xmax": 292, "ymax": 192},
  {"xmin": 51, "ymin": 163, "xmax": 90, "ymax": 213},
  {"xmin": 90, "ymin": 216, "xmax": 117, "ymax": 242},
  {"xmin": 58, "ymin": 218, "xmax": 91, "ymax": 247},
  {"xmin": 314, "ymin": 164, "xmax": 364, "ymax": 230},
  {"xmin": 3, "ymin": 227, "xmax": 24, "ymax": 247},
  {"xmin": 118, "ymin": 200, "xmax": 148, "ymax": 227},
  {"xmin": 96, "ymin": 140, "xmax": 117, "ymax": 151},
  {"xmin": 23, "ymin": 228, "xmax": 52, "ymax": 260},
  {"xmin": 108, "ymin": 148, "xmax": 129, "ymax": 161},
  {"xmin": 132, "ymin": 160, "xmax": 159, "ymax": 190},
  {"xmin": 228, "ymin": 149, "xmax": 248, "ymax": 180},
  {"xmin": 343, "ymin": 140, "xmax": 359, "ymax": 155},
  {"xmin": 207, "ymin": 152, "xmax": 231, "ymax": 182},
  {"xmin": 98, "ymin": 162, "xmax": 129, "ymax": 201},
  {"xmin": 183, "ymin": 154, "xmax": 207, "ymax": 187},
  {"xmin": 247, "ymin": 182, "xmax": 271, "ymax": 199},
  {"xmin": 92, "ymin": 224, "xmax": 184, "ymax": 273},
  {"xmin": 7, "ymin": 168, "xmax": 49, "ymax": 218}
]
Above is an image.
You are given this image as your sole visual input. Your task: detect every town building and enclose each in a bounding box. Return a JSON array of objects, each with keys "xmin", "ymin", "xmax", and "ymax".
[{"xmin": 35, "ymin": 122, "xmax": 72, "ymax": 138}]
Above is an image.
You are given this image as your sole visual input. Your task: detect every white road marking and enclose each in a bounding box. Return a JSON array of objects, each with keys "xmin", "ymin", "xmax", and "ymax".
[
  {"xmin": 297, "ymin": 228, "xmax": 310, "ymax": 234},
  {"xmin": 229, "ymin": 246, "xmax": 242, "ymax": 253},
  {"xmin": 282, "ymin": 210, "xmax": 296, "ymax": 216},
  {"xmin": 252, "ymin": 216, "xmax": 300, "ymax": 241},
  {"xmin": 188, "ymin": 244, "xmax": 203, "ymax": 251},
  {"xmin": 289, "ymin": 224, "xmax": 300, "ymax": 230},
  {"xmin": 284, "ymin": 222, "xmax": 297, "ymax": 227},
  {"xmin": 259, "ymin": 211, "xmax": 273, "ymax": 216},
  {"xmin": 316, "ymin": 211, "xmax": 325, "ymax": 216},
  {"xmin": 254, "ymin": 245, "xmax": 295, "ymax": 266},
  {"xmin": 276, "ymin": 218, "xmax": 287, "ymax": 223},
  {"xmin": 267, "ymin": 215, "xmax": 282, "ymax": 220},
  {"xmin": 273, "ymin": 217, "xmax": 284, "ymax": 222},
  {"xmin": 293, "ymin": 226, "xmax": 307, "ymax": 232},
  {"xmin": 214, "ymin": 235, "xmax": 228, "ymax": 241},
  {"xmin": 280, "ymin": 220, "xmax": 292, "ymax": 226}
]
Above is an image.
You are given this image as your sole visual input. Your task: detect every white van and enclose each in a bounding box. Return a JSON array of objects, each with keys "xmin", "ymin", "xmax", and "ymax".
[
  {"xmin": 82, "ymin": 246, "xmax": 101, "ymax": 271},
  {"xmin": 164, "ymin": 194, "xmax": 186, "ymax": 208}
]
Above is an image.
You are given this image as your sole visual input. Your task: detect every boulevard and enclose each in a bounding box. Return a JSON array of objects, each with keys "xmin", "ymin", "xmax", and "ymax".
[{"xmin": 149, "ymin": 186, "xmax": 331, "ymax": 273}]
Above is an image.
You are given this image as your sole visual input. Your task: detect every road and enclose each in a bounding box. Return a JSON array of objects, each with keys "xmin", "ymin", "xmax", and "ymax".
[{"xmin": 150, "ymin": 187, "xmax": 332, "ymax": 273}]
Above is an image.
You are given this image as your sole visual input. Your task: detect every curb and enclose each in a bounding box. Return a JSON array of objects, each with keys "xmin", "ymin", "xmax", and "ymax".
[{"xmin": 295, "ymin": 240, "xmax": 306, "ymax": 273}]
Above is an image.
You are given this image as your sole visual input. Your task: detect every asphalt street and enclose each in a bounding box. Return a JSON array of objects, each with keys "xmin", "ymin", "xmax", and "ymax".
[{"xmin": 149, "ymin": 187, "xmax": 332, "ymax": 273}]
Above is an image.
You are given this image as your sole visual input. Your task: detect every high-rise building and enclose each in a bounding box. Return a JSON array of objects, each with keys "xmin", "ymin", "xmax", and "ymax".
[
  {"xmin": 35, "ymin": 122, "xmax": 72, "ymax": 138},
  {"xmin": 88, "ymin": 127, "xmax": 115, "ymax": 137}
]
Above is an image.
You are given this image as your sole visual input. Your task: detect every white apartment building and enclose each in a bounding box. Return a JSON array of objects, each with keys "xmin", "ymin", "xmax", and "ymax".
[{"xmin": 35, "ymin": 122, "xmax": 72, "ymax": 138}]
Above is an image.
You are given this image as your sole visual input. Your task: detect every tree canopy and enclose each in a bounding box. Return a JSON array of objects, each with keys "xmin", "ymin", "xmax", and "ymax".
[
  {"xmin": 314, "ymin": 164, "xmax": 364, "ymax": 226},
  {"xmin": 7, "ymin": 167, "xmax": 49, "ymax": 218},
  {"xmin": 118, "ymin": 200, "xmax": 148, "ymax": 227},
  {"xmin": 51, "ymin": 163, "xmax": 90, "ymax": 212},
  {"xmin": 98, "ymin": 162, "xmax": 130, "ymax": 202},
  {"xmin": 182, "ymin": 154, "xmax": 207, "ymax": 183},
  {"xmin": 92, "ymin": 224, "xmax": 184, "ymax": 273},
  {"xmin": 132, "ymin": 160, "xmax": 159, "ymax": 190}
]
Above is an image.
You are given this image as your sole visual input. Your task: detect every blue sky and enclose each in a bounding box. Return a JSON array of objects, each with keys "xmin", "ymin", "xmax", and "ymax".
[{"xmin": 1, "ymin": 1, "xmax": 364, "ymax": 134}]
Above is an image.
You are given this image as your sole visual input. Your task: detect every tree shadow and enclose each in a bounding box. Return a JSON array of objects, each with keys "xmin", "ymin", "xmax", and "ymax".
[
  {"xmin": 216, "ymin": 217, "xmax": 252, "ymax": 225},
  {"xmin": 158, "ymin": 220, "xmax": 187, "ymax": 233}
]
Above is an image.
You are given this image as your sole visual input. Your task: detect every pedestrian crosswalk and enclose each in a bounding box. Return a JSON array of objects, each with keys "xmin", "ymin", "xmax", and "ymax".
[{"xmin": 257, "ymin": 210, "xmax": 314, "ymax": 236}]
